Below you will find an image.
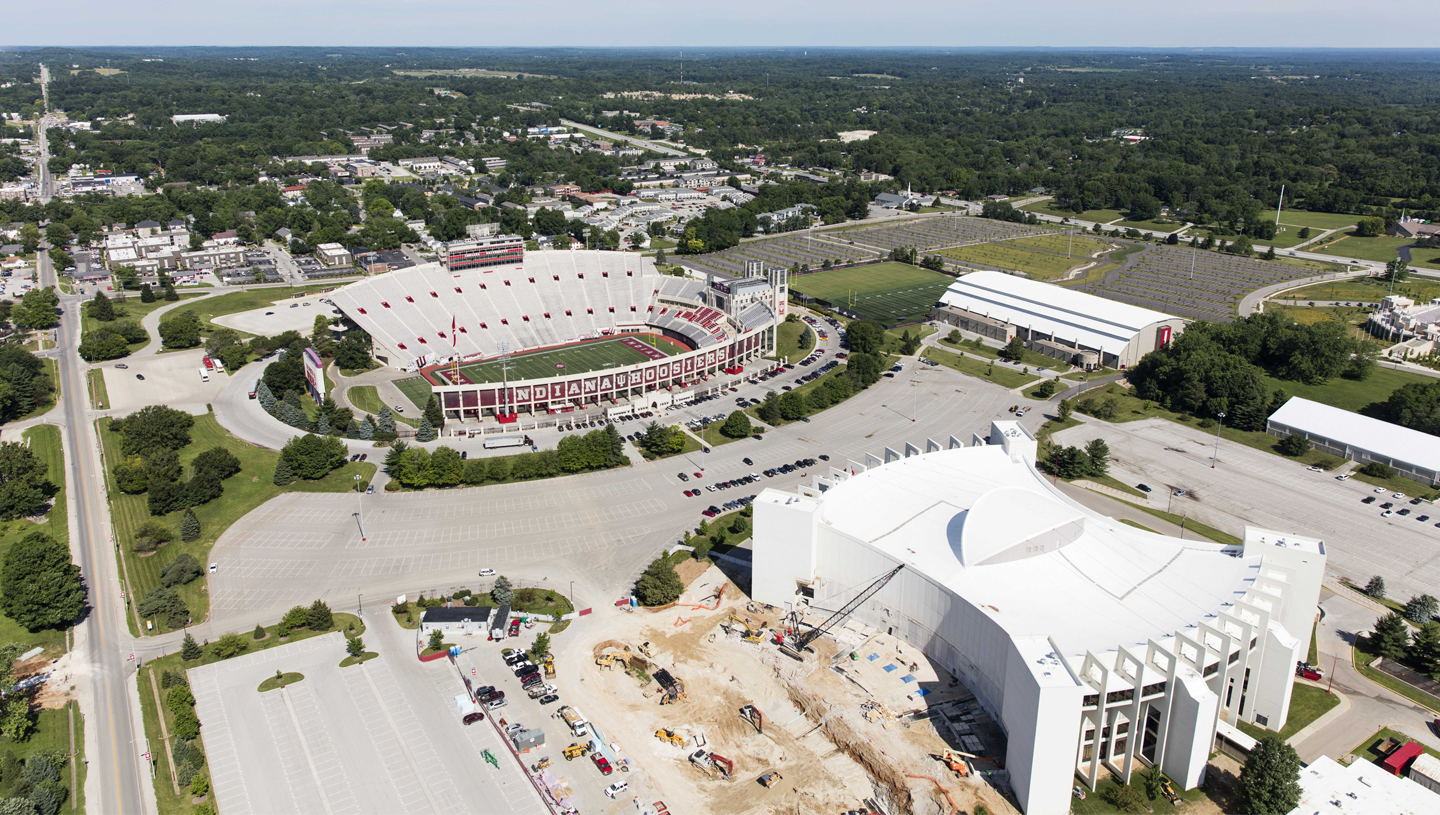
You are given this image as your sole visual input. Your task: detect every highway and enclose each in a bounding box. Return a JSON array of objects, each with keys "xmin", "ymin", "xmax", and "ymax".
[
  {"xmin": 558, "ymin": 118, "xmax": 688, "ymax": 157},
  {"xmin": 33, "ymin": 61, "xmax": 148, "ymax": 813}
]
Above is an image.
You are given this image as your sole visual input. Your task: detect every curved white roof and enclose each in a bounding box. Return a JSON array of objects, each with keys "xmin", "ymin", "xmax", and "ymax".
[
  {"xmin": 939, "ymin": 271, "xmax": 1176, "ymax": 356},
  {"xmin": 815, "ymin": 446, "xmax": 1256, "ymax": 661}
]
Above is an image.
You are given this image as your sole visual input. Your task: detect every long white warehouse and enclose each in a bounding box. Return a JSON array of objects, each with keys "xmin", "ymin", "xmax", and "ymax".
[
  {"xmin": 752, "ymin": 423, "xmax": 1324, "ymax": 814},
  {"xmin": 930, "ymin": 271, "xmax": 1185, "ymax": 369}
]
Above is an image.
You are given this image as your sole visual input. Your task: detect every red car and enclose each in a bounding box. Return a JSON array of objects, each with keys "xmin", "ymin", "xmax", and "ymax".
[
  {"xmin": 1295, "ymin": 665, "xmax": 1322, "ymax": 681},
  {"xmin": 592, "ymin": 753, "xmax": 613, "ymax": 775},
  {"xmin": 508, "ymin": 619, "xmax": 520, "ymax": 637},
  {"xmin": 463, "ymin": 712, "xmax": 484, "ymax": 725}
]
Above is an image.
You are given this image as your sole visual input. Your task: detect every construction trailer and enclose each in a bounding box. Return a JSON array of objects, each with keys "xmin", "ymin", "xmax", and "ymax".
[{"xmin": 510, "ymin": 728, "xmax": 546, "ymax": 752}]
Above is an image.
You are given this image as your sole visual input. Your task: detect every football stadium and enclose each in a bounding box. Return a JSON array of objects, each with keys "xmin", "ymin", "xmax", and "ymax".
[
  {"xmin": 330, "ymin": 249, "xmax": 787, "ymax": 421},
  {"xmin": 752, "ymin": 422, "xmax": 1325, "ymax": 814}
]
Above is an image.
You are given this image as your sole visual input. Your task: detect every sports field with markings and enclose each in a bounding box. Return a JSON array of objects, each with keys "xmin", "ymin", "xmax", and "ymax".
[{"xmin": 788, "ymin": 262, "xmax": 954, "ymax": 324}]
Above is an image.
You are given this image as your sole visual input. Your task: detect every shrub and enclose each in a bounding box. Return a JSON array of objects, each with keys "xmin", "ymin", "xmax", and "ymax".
[
  {"xmin": 159, "ymin": 553, "xmax": 203, "ymax": 587},
  {"xmin": 132, "ymin": 520, "xmax": 174, "ymax": 553},
  {"xmin": 1276, "ymin": 433, "xmax": 1311, "ymax": 457},
  {"xmin": 211, "ymin": 632, "xmax": 249, "ymax": 660},
  {"xmin": 1359, "ymin": 462, "xmax": 1395, "ymax": 479}
]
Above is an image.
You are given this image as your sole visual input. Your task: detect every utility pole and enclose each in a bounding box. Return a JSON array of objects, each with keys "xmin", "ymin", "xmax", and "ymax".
[
  {"xmin": 1274, "ymin": 184, "xmax": 1285, "ymax": 229},
  {"xmin": 354, "ymin": 474, "xmax": 366, "ymax": 540},
  {"xmin": 1211, "ymin": 412, "xmax": 1226, "ymax": 469}
]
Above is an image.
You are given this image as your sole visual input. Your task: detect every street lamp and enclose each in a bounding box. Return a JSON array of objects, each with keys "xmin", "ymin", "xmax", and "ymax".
[
  {"xmin": 1211, "ymin": 412, "xmax": 1226, "ymax": 469},
  {"xmin": 354, "ymin": 474, "xmax": 366, "ymax": 541}
]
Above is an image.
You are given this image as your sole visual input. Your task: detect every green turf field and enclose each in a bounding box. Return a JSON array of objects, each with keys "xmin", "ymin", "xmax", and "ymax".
[
  {"xmin": 1313, "ymin": 234, "xmax": 1413, "ymax": 264},
  {"xmin": 394, "ymin": 377, "xmax": 433, "ymax": 412},
  {"xmin": 449, "ymin": 337, "xmax": 681, "ymax": 385},
  {"xmin": 940, "ymin": 238, "xmax": 1109, "ymax": 281},
  {"xmin": 788, "ymin": 262, "xmax": 953, "ymax": 324}
]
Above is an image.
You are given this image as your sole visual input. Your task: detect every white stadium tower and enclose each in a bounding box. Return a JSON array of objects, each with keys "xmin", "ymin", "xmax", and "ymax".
[
  {"xmin": 329, "ymin": 250, "xmax": 787, "ymax": 421},
  {"xmin": 752, "ymin": 422, "xmax": 1324, "ymax": 814}
]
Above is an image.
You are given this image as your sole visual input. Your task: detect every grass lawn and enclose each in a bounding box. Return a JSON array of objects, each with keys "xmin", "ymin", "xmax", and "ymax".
[
  {"xmin": 1084, "ymin": 473, "xmax": 1147, "ymax": 498},
  {"xmin": 775, "ymin": 320, "xmax": 814, "ymax": 363},
  {"xmin": 1282, "ymin": 276, "xmax": 1440, "ymax": 304},
  {"xmin": 939, "ymin": 335, "xmax": 1002, "ymax": 359},
  {"xmin": 17, "ymin": 358, "xmax": 60, "ymax": 422},
  {"xmin": 87, "ymin": 368, "xmax": 111, "ymax": 410},
  {"xmin": 347, "ymin": 384, "xmax": 417, "ymax": 426},
  {"xmin": 1122, "ymin": 501, "xmax": 1243, "ymax": 546},
  {"xmin": 1019, "ymin": 200, "xmax": 1126, "ymax": 224},
  {"xmin": 638, "ymin": 426, "xmax": 702, "ymax": 461},
  {"xmin": 1122, "ymin": 218, "xmax": 1187, "ymax": 234},
  {"xmin": 1255, "ymin": 366, "xmax": 1431, "ymax": 415},
  {"xmin": 789, "ymin": 262, "xmax": 953, "ymax": 325},
  {"xmin": 1062, "ymin": 367, "xmax": 1115, "ymax": 382},
  {"xmin": 158, "ymin": 284, "xmax": 337, "ymax": 336},
  {"xmin": 693, "ymin": 507, "xmax": 752, "ymax": 549},
  {"xmin": 1119, "ymin": 519, "xmax": 1157, "ymax": 533},
  {"xmin": 1355, "ymin": 726, "xmax": 1440, "ymax": 766},
  {"xmin": 340, "ymin": 651, "xmax": 379, "ymax": 667},
  {"xmin": 939, "ymin": 242, "xmax": 1087, "ymax": 280},
  {"xmin": 443, "ymin": 588, "xmax": 574, "ymax": 619},
  {"xmin": 1267, "ymin": 306, "xmax": 1375, "ymax": 342},
  {"xmin": 0, "ymin": 425, "xmax": 70, "ymax": 658},
  {"xmin": 880, "ymin": 324, "xmax": 934, "ymax": 355},
  {"xmin": 1235, "ymin": 682, "xmax": 1340, "ymax": 741},
  {"xmin": 1070, "ymin": 770, "xmax": 1215, "ymax": 814},
  {"xmin": 1348, "ymin": 467, "xmax": 1440, "ymax": 502},
  {"xmin": 446, "ymin": 336, "xmax": 682, "ymax": 385},
  {"xmin": 81, "ymin": 292, "xmax": 207, "ymax": 352},
  {"xmin": 258, "ymin": 672, "xmax": 305, "ymax": 692},
  {"xmin": 921, "ymin": 347, "xmax": 1039, "ymax": 389},
  {"xmin": 99, "ymin": 413, "xmax": 375, "ymax": 636},
  {"xmin": 697, "ymin": 422, "xmax": 747, "ymax": 448},
  {"xmin": 0, "ymin": 705, "xmax": 85, "ymax": 803},
  {"xmin": 1277, "ymin": 209, "xmax": 1367, "ymax": 232},
  {"xmin": 1354, "ymin": 643, "xmax": 1440, "ymax": 714},
  {"xmin": 1313, "ymin": 234, "xmax": 1414, "ymax": 264},
  {"xmin": 1011, "ymin": 234, "xmax": 1117, "ymax": 258}
]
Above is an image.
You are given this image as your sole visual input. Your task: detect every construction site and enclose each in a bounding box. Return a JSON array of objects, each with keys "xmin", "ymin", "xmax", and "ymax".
[{"xmin": 560, "ymin": 564, "xmax": 1019, "ymax": 815}]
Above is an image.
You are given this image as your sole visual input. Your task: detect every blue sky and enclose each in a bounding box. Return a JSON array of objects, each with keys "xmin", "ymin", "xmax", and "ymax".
[{"xmin": 9, "ymin": 2, "xmax": 1429, "ymax": 48}]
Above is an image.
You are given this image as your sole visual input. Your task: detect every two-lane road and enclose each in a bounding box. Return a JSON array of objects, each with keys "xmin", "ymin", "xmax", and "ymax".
[{"xmin": 40, "ymin": 248, "xmax": 147, "ymax": 814}]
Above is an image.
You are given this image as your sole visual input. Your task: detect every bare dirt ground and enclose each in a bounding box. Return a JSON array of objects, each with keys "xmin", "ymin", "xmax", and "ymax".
[
  {"xmin": 22, "ymin": 651, "xmax": 78, "ymax": 709},
  {"xmin": 564, "ymin": 565, "xmax": 1018, "ymax": 815}
]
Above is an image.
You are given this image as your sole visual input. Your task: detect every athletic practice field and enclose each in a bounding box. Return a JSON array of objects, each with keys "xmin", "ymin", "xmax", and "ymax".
[{"xmin": 788, "ymin": 262, "xmax": 954, "ymax": 324}]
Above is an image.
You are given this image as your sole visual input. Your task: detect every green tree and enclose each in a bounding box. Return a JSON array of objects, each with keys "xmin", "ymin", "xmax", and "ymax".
[
  {"xmin": 211, "ymin": 632, "xmax": 249, "ymax": 659},
  {"xmin": 12, "ymin": 288, "xmax": 59, "ymax": 331},
  {"xmin": 1058, "ymin": 398, "xmax": 1075, "ymax": 421},
  {"xmin": 136, "ymin": 587, "xmax": 189, "ymax": 629},
  {"xmin": 1003, "ymin": 335, "xmax": 1027, "ymax": 361},
  {"xmin": 345, "ymin": 635, "xmax": 365, "ymax": 657},
  {"xmin": 423, "ymin": 394, "xmax": 444, "ymax": 428},
  {"xmin": 1403, "ymin": 594, "xmax": 1438, "ymax": 625},
  {"xmin": 158, "ymin": 312, "xmax": 202, "ymax": 349},
  {"xmin": 1409, "ymin": 621, "xmax": 1440, "ymax": 680},
  {"xmin": 1237, "ymin": 734, "xmax": 1302, "ymax": 815},
  {"xmin": 427, "ymin": 446, "xmax": 464, "ymax": 487},
  {"xmin": 0, "ymin": 443, "xmax": 56, "ymax": 521},
  {"xmin": 635, "ymin": 556, "xmax": 684, "ymax": 606},
  {"xmin": 778, "ymin": 391, "xmax": 807, "ymax": 421},
  {"xmin": 1102, "ymin": 780, "xmax": 1146, "ymax": 813},
  {"xmin": 180, "ymin": 632, "xmax": 202, "ymax": 661},
  {"xmin": 415, "ymin": 415, "xmax": 436, "ymax": 443},
  {"xmin": 87, "ymin": 290, "xmax": 115, "ymax": 322},
  {"xmin": 112, "ymin": 405, "xmax": 195, "ymax": 457},
  {"xmin": 1083, "ymin": 438, "xmax": 1111, "ymax": 476},
  {"xmin": 278, "ymin": 434, "xmax": 347, "ymax": 480},
  {"xmin": 139, "ymin": 283, "xmax": 155, "ymax": 302},
  {"xmin": 1368, "ymin": 611, "xmax": 1411, "ymax": 661},
  {"xmin": 307, "ymin": 599, "xmax": 333, "ymax": 631},
  {"xmin": 721, "ymin": 411, "xmax": 752, "ymax": 438},
  {"xmin": 272, "ymin": 458, "xmax": 295, "ymax": 486},
  {"xmin": 253, "ymin": 623, "xmax": 265, "ymax": 640},
  {"xmin": 0, "ymin": 532, "xmax": 85, "ymax": 632},
  {"xmin": 180, "ymin": 508, "xmax": 201, "ymax": 542},
  {"xmin": 1276, "ymin": 433, "xmax": 1311, "ymax": 456},
  {"xmin": 0, "ymin": 695, "xmax": 34, "ymax": 743},
  {"xmin": 1365, "ymin": 574, "xmax": 1387, "ymax": 599},
  {"xmin": 845, "ymin": 321, "xmax": 886, "ymax": 356},
  {"xmin": 1298, "ymin": 226, "xmax": 1311, "ymax": 240},
  {"xmin": 1354, "ymin": 216, "xmax": 1384, "ymax": 237},
  {"xmin": 491, "ymin": 576, "xmax": 514, "ymax": 606},
  {"xmin": 530, "ymin": 632, "xmax": 552, "ymax": 660},
  {"xmin": 1385, "ymin": 257, "xmax": 1410, "ymax": 284},
  {"xmin": 428, "ymin": 629, "xmax": 444, "ymax": 651},
  {"xmin": 159, "ymin": 553, "xmax": 203, "ymax": 588}
]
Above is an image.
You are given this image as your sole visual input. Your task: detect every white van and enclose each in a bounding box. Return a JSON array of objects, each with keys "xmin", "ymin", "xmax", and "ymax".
[{"xmin": 198, "ymin": 368, "xmax": 209, "ymax": 383}]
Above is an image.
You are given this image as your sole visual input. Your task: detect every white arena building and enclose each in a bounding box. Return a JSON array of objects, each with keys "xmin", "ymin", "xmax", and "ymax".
[
  {"xmin": 931, "ymin": 271, "xmax": 1185, "ymax": 369},
  {"xmin": 752, "ymin": 423, "xmax": 1325, "ymax": 814}
]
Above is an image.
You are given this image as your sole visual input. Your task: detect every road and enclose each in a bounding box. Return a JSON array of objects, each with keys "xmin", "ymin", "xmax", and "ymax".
[
  {"xmin": 558, "ymin": 118, "xmax": 688, "ymax": 157},
  {"xmin": 38, "ymin": 247, "xmax": 147, "ymax": 813}
]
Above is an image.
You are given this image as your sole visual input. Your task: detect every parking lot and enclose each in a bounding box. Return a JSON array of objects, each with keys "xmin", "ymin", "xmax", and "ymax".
[
  {"xmin": 1053, "ymin": 416, "xmax": 1440, "ymax": 599},
  {"xmin": 101, "ymin": 348, "xmax": 231, "ymax": 414},
  {"xmin": 190, "ymin": 629, "xmax": 548, "ymax": 815},
  {"xmin": 461, "ymin": 624, "xmax": 642, "ymax": 814},
  {"xmin": 213, "ymin": 293, "xmax": 344, "ymax": 336}
]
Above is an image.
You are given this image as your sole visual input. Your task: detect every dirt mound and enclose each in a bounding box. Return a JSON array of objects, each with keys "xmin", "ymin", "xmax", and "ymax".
[
  {"xmin": 786, "ymin": 682, "xmax": 914, "ymax": 814},
  {"xmin": 591, "ymin": 639, "xmax": 628, "ymax": 660}
]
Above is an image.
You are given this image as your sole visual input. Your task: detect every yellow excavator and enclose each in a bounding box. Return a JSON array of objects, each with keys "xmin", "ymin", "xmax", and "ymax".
[
  {"xmin": 595, "ymin": 653, "xmax": 620, "ymax": 670},
  {"xmin": 726, "ymin": 614, "xmax": 765, "ymax": 643}
]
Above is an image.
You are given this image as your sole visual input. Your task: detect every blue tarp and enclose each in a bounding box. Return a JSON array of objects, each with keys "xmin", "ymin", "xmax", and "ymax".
[{"xmin": 883, "ymin": 664, "xmax": 898, "ymax": 673}]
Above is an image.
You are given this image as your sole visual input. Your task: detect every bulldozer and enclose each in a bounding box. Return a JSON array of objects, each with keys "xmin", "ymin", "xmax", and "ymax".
[
  {"xmin": 637, "ymin": 641, "xmax": 654, "ymax": 658},
  {"xmin": 595, "ymin": 653, "xmax": 620, "ymax": 670},
  {"xmin": 530, "ymin": 756, "xmax": 551, "ymax": 772},
  {"xmin": 759, "ymin": 771, "xmax": 783, "ymax": 787},
  {"xmin": 563, "ymin": 743, "xmax": 591, "ymax": 761},
  {"xmin": 655, "ymin": 728, "xmax": 685, "ymax": 747}
]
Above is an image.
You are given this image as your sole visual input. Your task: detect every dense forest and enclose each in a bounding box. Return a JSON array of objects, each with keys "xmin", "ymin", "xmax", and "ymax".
[{"xmin": 3, "ymin": 47, "xmax": 1440, "ymax": 238}]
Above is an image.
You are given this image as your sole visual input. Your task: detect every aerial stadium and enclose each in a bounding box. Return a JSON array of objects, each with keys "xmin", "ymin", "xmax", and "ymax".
[
  {"xmin": 329, "ymin": 244, "xmax": 787, "ymax": 422},
  {"xmin": 752, "ymin": 423, "xmax": 1325, "ymax": 814}
]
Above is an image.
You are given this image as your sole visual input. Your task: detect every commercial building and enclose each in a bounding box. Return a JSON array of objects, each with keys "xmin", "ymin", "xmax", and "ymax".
[
  {"xmin": 1289, "ymin": 755, "xmax": 1440, "ymax": 814},
  {"xmin": 419, "ymin": 606, "xmax": 492, "ymax": 636},
  {"xmin": 315, "ymin": 243, "xmax": 352, "ymax": 269},
  {"xmin": 171, "ymin": 114, "xmax": 226, "ymax": 125},
  {"xmin": 443, "ymin": 234, "xmax": 525, "ymax": 272},
  {"xmin": 932, "ymin": 271, "xmax": 1184, "ymax": 369},
  {"xmin": 752, "ymin": 423, "xmax": 1325, "ymax": 814},
  {"xmin": 1266, "ymin": 396, "xmax": 1440, "ymax": 485}
]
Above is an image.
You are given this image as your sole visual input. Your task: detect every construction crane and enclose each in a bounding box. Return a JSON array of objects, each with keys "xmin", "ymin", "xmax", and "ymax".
[{"xmin": 776, "ymin": 564, "xmax": 905, "ymax": 660}]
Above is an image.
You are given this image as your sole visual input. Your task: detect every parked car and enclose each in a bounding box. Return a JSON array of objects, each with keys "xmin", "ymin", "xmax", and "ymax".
[
  {"xmin": 479, "ymin": 568, "xmax": 496, "ymax": 576},
  {"xmin": 1137, "ymin": 484, "xmax": 1152, "ymax": 493},
  {"xmin": 605, "ymin": 781, "xmax": 630, "ymax": 798},
  {"xmin": 539, "ymin": 694, "xmax": 560, "ymax": 705},
  {"xmin": 592, "ymin": 753, "xmax": 613, "ymax": 775}
]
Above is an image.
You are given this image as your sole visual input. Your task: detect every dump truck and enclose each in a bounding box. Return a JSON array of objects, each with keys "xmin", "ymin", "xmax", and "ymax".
[{"xmin": 558, "ymin": 705, "xmax": 590, "ymax": 737}]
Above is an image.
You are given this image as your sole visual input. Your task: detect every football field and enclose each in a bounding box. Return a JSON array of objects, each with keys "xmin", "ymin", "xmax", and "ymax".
[
  {"xmin": 452, "ymin": 336, "xmax": 682, "ymax": 384},
  {"xmin": 788, "ymin": 262, "xmax": 953, "ymax": 325}
]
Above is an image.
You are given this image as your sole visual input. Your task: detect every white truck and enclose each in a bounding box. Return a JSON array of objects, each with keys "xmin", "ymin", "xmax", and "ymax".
[{"xmin": 558, "ymin": 705, "xmax": 589, "ymax": 738}]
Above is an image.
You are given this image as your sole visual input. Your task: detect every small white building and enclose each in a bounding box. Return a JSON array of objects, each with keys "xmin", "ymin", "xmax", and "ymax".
[
  {"xmin": 419, "ymin": 606, "xmax": 492, "ymax": 636},
  {"xmin": 171, "ymin": 114, "xmax": 226, "ymax": 125}
]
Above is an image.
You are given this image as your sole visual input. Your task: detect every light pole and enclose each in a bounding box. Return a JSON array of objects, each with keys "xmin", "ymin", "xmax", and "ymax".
[
  {"xmin": 1210, "ymin": 412, "xmax": 1226, "ymax": 469},
  {"xmin": 699, "ymin": 417, "xmax": 708, "ymax": 471},
  {"xmin": 355, "ymin": 474, "xmax": 366, "ymax": 540}
]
